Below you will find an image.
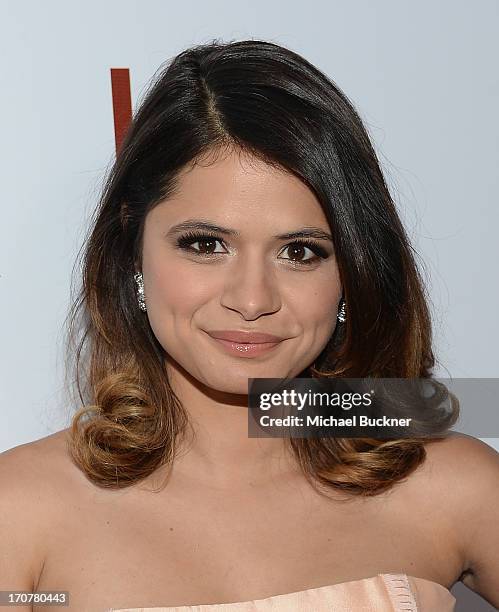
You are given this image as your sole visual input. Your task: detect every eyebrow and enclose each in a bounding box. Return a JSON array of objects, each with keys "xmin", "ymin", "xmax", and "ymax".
[{"xmin": 165, "ymin": 219, "xmax": 334, "ymax": 242}]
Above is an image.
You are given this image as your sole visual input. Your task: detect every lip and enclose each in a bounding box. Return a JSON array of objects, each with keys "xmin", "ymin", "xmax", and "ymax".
[
  {"xmin": 205, "ymin": 330, "xmax": 285, "ymax": 343},
  {"xmin": 206, "ymin": 336, "xmax": 283, "ymax": 358},
  {"xmin": 203, "ymin": 330, "xmax": 285, "ymax": 359}
]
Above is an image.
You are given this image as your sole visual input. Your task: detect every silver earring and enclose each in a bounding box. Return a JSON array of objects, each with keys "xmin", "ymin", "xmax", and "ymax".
[
  {"xmin": 134, "ymin": 271, "xmax": 147, "ymax": 312},
  {"xmin": 337, "ymin": 298, "xmax": 346, "ymax": 323}
]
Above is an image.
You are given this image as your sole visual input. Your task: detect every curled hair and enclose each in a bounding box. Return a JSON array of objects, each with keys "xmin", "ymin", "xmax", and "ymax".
[{"xmin": 65, "ymin": 38, "xmax": 457, "ymax": 497}]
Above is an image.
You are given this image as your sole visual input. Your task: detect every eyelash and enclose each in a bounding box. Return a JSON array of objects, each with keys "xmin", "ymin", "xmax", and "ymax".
[{"xmin": 175, "ymin": 231, "xmax": 330, "ymax": 266}]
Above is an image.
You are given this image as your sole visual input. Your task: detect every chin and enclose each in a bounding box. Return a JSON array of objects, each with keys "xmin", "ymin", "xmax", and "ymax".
[{"xmin": 204, "ymin": 379, "xmax": 252, "ymax": 397}]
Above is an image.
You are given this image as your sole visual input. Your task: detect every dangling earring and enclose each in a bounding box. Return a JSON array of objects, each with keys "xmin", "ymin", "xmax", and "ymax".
[
  {"xmin": 337, "ymin": 298, "xmax": 346, "ymax": 323},
  {"xmin": 309, "ymin": 298, "xmax": 346, "ymax": 375},
  {"xmin": 134, "ymin": 271, "xmax": 147, "ymax": 312}
]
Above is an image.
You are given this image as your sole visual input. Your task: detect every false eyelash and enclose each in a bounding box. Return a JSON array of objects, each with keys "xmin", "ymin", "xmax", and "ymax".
[{"xmin": 175, "ymin": 231, "xmax": 330, "ymax": 265}]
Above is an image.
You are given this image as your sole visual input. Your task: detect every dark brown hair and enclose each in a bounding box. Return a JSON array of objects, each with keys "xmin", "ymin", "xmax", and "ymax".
[{"xmin": 65, "ymin": 38, "xmax": 456, "ymax": 497}]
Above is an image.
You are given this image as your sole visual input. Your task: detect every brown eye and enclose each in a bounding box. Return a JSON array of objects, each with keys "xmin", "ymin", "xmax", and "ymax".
[
  {"xmin": 195, "ymin": 238, "xmax": 219, "ymax": 254},
  {"xmin": 176, "ymin": 233, "xmax": 227, "ymax": 255},
  {"xmin": 284, "ymin": 244, "xmax": 310, "ymax": 262},
  {"xmin": 283, "ymin": 241, "xmax": 329, "ymax": 265},
  {"xmin": 176, "ymin": 233, "xmax": 329, "ymax": 267}
]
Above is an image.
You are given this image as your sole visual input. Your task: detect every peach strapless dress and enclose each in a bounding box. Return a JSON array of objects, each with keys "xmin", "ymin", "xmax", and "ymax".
[{"xmin": 108, "ymin": 573, "xmax": 456, "ymax": 611}]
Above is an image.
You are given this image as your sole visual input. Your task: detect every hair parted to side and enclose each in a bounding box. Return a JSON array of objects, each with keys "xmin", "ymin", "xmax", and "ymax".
[{"xmin": 65, "ymin": 38, "xmax": 457, "ymax": 498}]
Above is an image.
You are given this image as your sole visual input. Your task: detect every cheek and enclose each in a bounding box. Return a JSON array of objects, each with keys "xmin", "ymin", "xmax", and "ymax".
[
  {"xmin": 293, "ymin": 271, "xmax": 342, "ymax": 328},
  {"xmin": 141, "ymin": 262, "xmax": 198, "ymax": 355},
  {"xmin": 143, "ymin": 257, "xmax": 215, "ymax": 321},
  {"xmin": 307, "ymin": 294, "xmax": 340, "ymax": 340}
]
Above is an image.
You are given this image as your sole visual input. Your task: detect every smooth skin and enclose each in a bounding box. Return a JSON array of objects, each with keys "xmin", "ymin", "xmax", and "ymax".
[{"xmin": 1, "ymin": 149, "xmax": 498, "ymax": 611}]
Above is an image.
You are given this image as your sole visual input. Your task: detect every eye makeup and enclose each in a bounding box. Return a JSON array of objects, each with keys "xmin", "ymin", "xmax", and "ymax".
[{"xmin": 174, "ymin": 230, "xmax": 331, "ymax": 267}]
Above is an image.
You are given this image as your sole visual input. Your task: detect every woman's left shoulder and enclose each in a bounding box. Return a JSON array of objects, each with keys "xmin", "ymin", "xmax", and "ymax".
[
  {"xmin": 422, "ymin": 432, "xmax": 499, "ymax": 486},
  {"xmin": 421, "ymin": 433, "xmax": 499, "ymax": 606},
  {"xmin": 421, "ymin": 433, "xmax": 499, "ymax": 517},
  {"xmin": 424, "ymin": 430, "xmax": 497, "ymax": 461}
]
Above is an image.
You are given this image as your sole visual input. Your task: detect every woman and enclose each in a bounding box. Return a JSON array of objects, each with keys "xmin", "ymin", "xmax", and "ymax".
[{"xmin": 1, "ymin": 39, "xmax": 498, "ymax": 611}]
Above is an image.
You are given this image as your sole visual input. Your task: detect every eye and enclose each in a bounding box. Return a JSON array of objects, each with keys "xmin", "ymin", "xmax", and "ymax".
[
  {"xmin": 278, "ymin": 241, "xmax": 329, "ymax": 266},
  {"xmin": 175, "ymin": 232, "xmax": 330, "ymax": 266},
  {"xmin": 176, "ymin": 232, "xmax": 227, "ymax": 255}
]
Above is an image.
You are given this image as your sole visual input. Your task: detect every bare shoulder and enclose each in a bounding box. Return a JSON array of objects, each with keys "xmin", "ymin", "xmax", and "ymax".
[
  {"xmin": 420, "ymin": 432, "xmax": 498, "ymax": 482},
  {"xmin": 420, "ymin": 433, "xmax": 499, "ymax": 505},
  {"xmin": 0, "ymin": 429, "xmax": 78, "ymax": 594},
  {"xmin": 420, "ymin": 433, "xmax": 499, "ymax": 606},
  {"xmin": 0, "ymin": 428, "xmax": 77, "ymax": 494}
]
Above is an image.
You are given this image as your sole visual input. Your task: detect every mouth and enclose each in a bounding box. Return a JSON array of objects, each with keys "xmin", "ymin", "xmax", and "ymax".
[{"xmin": 203, "ymin": 332, "xmax": 284, "ymax": 359}]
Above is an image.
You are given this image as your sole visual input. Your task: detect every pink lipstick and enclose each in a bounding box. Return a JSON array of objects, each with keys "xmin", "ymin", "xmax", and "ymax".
[{"xmin": 204, "ymin": 330, "xmax": 285, "ymax": 358}]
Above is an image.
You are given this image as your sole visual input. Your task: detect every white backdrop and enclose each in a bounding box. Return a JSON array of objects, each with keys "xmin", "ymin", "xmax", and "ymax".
[{"xmin": 1, "ymin": 0, "xmax": 498, "ymax": 453}]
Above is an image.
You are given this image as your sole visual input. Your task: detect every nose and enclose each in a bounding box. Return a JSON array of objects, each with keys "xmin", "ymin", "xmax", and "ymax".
[{"xmin": 220, "ymin": 252, "xmax": 282, "ymax": 320}]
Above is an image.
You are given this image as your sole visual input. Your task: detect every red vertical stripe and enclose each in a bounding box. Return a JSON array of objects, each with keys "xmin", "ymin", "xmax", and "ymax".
[{"xmin": 110, "ymin": 68, "xmax": 132, "ymax": 155}]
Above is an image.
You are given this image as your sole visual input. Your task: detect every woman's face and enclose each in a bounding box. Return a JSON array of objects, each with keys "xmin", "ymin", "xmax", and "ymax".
[{"xmin": 140, "ymin": 148, "xmax": 342, "ymax": 394}]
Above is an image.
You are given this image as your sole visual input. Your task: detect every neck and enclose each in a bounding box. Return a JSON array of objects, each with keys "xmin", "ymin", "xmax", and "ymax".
[{"xmin": 165, "ymin": 358, "xmax": 300, "ymax": 488}]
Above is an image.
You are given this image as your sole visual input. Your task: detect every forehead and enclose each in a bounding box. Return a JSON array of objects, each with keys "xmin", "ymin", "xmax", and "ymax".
[{"xmin": 149, "ymin": 148, "xmax": 329, "ymax": 228}]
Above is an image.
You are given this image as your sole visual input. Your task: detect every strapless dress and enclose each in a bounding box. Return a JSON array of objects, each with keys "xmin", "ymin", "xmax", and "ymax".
[{"xmin": 108, "ymin": 572, "xmax": 456, "ymax": 611}]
